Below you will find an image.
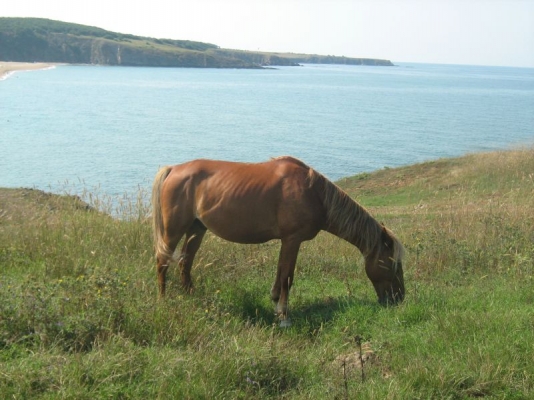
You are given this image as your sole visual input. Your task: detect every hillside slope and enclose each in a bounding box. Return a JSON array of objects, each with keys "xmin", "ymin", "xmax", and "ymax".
[
  {"xmin": 0, "ymin": 18, "xmax": 394, "ymax": 68},
  {"xmin": 0, "ymin": 148, "xmax": 532, "ymax": 398}
]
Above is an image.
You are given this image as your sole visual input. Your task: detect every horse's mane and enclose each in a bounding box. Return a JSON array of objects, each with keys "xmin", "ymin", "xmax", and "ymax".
[{"xmin": 307, "ymin": 167, "xmax": 404, "ymax": 262}]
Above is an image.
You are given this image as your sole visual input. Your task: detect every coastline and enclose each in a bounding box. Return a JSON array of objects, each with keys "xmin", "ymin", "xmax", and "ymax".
[{"xmin": 0, "ymin": 61, "xmax": 55, "ymax": 80}]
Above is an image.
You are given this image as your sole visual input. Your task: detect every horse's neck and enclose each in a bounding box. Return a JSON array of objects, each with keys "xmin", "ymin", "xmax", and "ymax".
[{"xmin": 323, "ymin": 190, "xmax": 381, "ymax": 257}]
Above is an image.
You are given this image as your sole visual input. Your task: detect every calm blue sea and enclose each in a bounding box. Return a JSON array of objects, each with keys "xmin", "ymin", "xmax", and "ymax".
[{"xmin": 1, "ymin": 63, "xmax": 533, "ymax": 198}]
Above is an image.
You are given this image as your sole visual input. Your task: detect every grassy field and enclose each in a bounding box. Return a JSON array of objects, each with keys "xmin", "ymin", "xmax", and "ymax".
[{"xmin": 1, "ymin": 149, "xmax": 533, "ymax": 399}]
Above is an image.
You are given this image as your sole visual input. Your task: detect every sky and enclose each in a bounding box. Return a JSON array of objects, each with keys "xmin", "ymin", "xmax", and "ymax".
[{"xmin": 2, "ymin": 0, "xmax": 534, "ymax": 67}]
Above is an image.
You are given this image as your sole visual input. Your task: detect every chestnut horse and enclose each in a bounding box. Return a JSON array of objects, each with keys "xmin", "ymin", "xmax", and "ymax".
[{"xmin": 152, "ymin": 156, "xmax": 405, "ymax": 326}]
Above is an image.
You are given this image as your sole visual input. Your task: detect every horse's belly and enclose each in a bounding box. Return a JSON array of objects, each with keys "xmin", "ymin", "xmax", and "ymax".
[
  {"xmin": 200, "ymin": 218, "xmax": 279, "ymax": 244},
  {"xmin": 196, "ymin": 206, "xmax": 280, "ymax": 244}
]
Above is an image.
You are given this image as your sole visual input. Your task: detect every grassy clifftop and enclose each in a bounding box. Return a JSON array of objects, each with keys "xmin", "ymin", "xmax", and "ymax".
[
  {"xmin": 0, "ymin": 18, "xmax": 394, "ymax": 68},
  {"xmin": 0, "ymin": 148, "xmax": 532, "ymax": 398}
]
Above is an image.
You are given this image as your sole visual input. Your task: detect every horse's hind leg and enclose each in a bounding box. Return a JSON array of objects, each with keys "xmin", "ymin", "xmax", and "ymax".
[
  {"xmin": 178, "ymin": 219, "xmax": 207, "ymax": 293},
  {"xmin": 156, "ymin": 217, "xmax": 195, "ymax": 297},
  {"xmin": 157, "ymin": 234, "xmax": 182, "ymax": 298},
  {"xmin": 157, "ymin": 256, "xmax": 174, "ymax": 298}
]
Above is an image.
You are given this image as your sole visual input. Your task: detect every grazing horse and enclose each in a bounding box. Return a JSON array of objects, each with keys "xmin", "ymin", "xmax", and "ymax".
[{"xmin": 152, "ymin": 156, "xmax": 405, "ymax": 326}]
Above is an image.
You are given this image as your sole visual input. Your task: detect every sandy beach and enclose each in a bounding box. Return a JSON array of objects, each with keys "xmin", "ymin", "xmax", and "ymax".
[{"xmin": 0, "ymin": 62, "xmax": 54, "ymax": 80}]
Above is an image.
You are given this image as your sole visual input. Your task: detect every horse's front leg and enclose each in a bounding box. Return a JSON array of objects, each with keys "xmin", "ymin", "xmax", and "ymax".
[{"xmin": 272, "ymin": 238, "xmax": 301, "ymax": 327}]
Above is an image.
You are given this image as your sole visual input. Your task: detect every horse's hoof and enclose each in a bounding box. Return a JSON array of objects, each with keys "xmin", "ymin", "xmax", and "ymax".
[{"xmin": 279, "ymin": 319, "xmax": 292, "ymax": 328}]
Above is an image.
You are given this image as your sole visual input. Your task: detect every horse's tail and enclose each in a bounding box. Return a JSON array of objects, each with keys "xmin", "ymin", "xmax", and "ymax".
[{"xmin": 152, "ymin": 166, "xmax": 174, "ymax": 261}]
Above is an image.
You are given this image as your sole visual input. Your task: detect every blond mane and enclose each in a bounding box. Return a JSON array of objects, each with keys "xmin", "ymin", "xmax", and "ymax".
[{"xmin": 308, "ymin": 168, "xmax": 404, "ymax": 262}]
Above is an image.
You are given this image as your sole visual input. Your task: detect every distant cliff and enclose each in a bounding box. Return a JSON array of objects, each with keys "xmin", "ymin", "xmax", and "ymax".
[
  {"xmin": 0, "ymin": 18, "xmax": 394, "ymax": 68},
  {"xmin": 215, "ymin": 49, "xmax": 394, "ymax": 67}
]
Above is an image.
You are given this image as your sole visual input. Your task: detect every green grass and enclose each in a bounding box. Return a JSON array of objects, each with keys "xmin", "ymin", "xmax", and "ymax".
[{"xmin": 1, "ymin": 149, "xmax": 533, "ymax": 399}]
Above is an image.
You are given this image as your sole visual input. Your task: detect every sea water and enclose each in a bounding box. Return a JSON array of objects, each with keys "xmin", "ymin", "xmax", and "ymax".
[{"xmin": 1, "ymin": 63, "xmax": 533, "ymax": 198}]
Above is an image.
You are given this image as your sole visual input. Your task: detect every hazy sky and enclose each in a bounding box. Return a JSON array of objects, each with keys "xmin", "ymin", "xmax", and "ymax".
[{"xmin": 3, "ymin": 0, "xmax": 534, "ymax": 67}]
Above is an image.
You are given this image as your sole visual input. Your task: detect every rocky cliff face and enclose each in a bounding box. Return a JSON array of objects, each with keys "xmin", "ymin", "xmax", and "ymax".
[
  {"xmin": 0, "ymin": 31, "xmax": 256, "ymax": 68},
  {"xmin": 0, "ymin": 18, "xmax": 394, "ymax": 68}
]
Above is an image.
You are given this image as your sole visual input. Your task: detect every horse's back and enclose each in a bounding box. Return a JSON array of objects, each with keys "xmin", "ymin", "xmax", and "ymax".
[{"xmin": 165, "ymin": 157, "xmax": 312, "ymax": 191}]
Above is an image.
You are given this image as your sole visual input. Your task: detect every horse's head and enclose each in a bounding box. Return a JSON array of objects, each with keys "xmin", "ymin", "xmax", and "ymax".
[{"xmin": 365, "ymin": 227, "xmax": 405, "ymax": 305}]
